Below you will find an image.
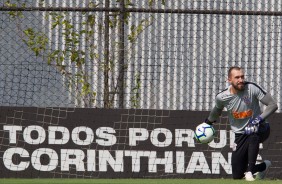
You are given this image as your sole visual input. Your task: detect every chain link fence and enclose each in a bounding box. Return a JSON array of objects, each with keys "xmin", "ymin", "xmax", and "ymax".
[{"xmin": 0, "ymin": 0, "xmax": 282, "ymax": 111}]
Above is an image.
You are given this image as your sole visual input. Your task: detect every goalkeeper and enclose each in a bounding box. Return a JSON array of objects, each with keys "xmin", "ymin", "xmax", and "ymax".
[{"xmin": 205, "ymin": 66, "xmax": 278, "ymax": 181}]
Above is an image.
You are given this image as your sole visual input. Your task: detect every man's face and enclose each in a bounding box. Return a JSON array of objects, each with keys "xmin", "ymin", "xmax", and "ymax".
[{"xmin": 228, "ymin": 69, "xmax": 245, "ymax": 91}]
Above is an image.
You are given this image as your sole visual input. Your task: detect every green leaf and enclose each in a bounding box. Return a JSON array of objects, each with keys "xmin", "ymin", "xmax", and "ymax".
[
  {"xmin": 51, "ymin": 22, "xmax": 59, "ymax": 29},
  {"xmin": 149, "ymin": 0, "xmax": 153, "ymax": 6},
  {"xmin": 87, "ymin": 15, "xmax": 96, "ymax": 27},
  {"xmin": 80, "ymin": 30, "xmax": 87, "ymax": 34}
]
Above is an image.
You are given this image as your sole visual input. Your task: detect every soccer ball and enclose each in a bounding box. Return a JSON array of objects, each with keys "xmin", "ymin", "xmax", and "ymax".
[{"xmin": 194, "ymin": 122, "xmax": 215, "ymax": 144}]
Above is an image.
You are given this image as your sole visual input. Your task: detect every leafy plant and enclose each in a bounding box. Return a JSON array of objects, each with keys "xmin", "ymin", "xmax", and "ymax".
[
  {"xmin": 23, "ymin": 28, "xmax": 48, "ymax": 56},
  {"xmin": 4, "ymin": 0, "xmax": 25, "ymax": 18},
  {"xmin": 5, "ymin": 0, "xmax": 166, "ymax": 108},
  {"xmin": 130, "ymin": 73, "xmax": 141, "ymax": 108}
]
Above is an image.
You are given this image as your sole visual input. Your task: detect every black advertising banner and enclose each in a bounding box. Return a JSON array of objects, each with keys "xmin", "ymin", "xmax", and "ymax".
[{"xmin": 0, "ymin": 107, "xmax": 281, "ymax": 179}]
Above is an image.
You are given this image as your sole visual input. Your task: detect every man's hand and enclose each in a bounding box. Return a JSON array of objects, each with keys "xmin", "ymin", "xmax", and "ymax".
[
  {"xmin": 205, "ymin": 118, "xmax": 216, "ymax": 125},
  {"xmin": 250, "ymin": 116, "xmax": 264, "ymax": 125},
  {"xmin": 244, "ymin": 116, "xmax": 264, "ymax": 135},
  {"xmin": 244, "ymin": 123, "xmax": 259, "ymax": 135}
]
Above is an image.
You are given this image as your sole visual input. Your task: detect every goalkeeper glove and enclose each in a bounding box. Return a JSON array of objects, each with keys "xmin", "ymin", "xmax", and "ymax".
[
  {"xmin": 205, "ymin": 118, "xmax": 216, "ymax": 125},
  {"xmin": 249, "ymin": 116, "xmax": 264, "ymax": 125},
  {"xmin": 244, "ymin": 116, "xmax": 264, "ymax": 135}
]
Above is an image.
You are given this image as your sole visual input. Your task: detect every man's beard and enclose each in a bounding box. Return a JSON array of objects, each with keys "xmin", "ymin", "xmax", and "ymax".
[{"xmin": 232, "ymin": 82, "xmax": 245, "ymax": 91}]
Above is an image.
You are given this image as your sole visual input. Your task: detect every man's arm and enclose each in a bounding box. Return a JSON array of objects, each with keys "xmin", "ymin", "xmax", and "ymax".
[
  {"xmin": 260, "ymin": 93, "xmax": 278, "ymax": 120},
  {"xmin": 206, "ymin": 106, "xmax": 223, "ymax": 125},
  {"xmin": 245, "ymin": 93, "xmax": 277, "ymax": 135}
]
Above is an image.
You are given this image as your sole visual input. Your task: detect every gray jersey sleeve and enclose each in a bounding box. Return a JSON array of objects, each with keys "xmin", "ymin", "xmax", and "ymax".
[
  {"xmin": 208, "ymin": 106, "xmax": 223, "ymax": 122},
  {"xmin": 207, "ymin": 94, "xmax": 224, "ymax": 122},
  {"xmin": 251, "ymin": 82, "xmax": 267, "ymax": 100},
  {"xmin": 260, "ymin": 93, "xmax": 278, "ymax": 120}
]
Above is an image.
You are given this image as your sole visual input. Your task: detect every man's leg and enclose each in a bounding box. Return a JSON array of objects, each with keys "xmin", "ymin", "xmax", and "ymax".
[
  {"xmin": 246, "ymin": 133, "xmax": 263, "ymax": 174},
  {"xmin": 255, "ymin": 124, "xmax": 271, "ymax": 179},
  {"xmin": 252, "ymin": 123, "xmax": 270, "ymax": 173},
  {"xmin": 232, "ymin": 134, "xmax": 248, "ymax": 179}
]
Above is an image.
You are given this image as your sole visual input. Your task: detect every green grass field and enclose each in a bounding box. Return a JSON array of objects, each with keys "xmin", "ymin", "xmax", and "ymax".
[{"xmin": 0, "ymin": 179, "xmax": 281, "ymax": 184}]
